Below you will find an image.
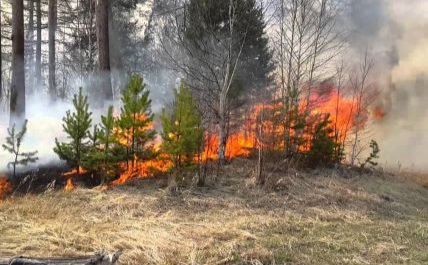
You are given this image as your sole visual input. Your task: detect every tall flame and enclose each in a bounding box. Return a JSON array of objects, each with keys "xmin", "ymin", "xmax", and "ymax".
[{"xmin": 109, "ymin": 88, "xmax": 361, "ymax": 186}]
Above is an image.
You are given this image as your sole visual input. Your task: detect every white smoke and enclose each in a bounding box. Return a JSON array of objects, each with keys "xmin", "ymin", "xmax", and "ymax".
[{"xmin": 0, "ymin": 95, "xmax": 72, "ymax": 172}]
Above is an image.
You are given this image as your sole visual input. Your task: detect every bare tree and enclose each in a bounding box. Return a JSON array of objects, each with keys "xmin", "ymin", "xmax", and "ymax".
[
  {"xmin": 159, "ymin": 0, "xmax": 252, "ymax": 165},
  {"xmin": 48, "ymin": 0, "xmax": 57, "ymax": 100},
  {"xmin": 349, "ymin": 50, "xmax": 375, "ymax": 166},
  {"xmin": 272, "ymin": 0, "xmax": 342, "ymax": 156},
  {"xmin": 96, "ymin": 0, "xmax": 112, "ymax": 101},
  {"xmin": 10, "ymin": 0, "xmax": 26, "ymax": 124}
]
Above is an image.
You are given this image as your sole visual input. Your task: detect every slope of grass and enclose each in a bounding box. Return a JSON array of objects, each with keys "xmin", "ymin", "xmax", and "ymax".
[{"xmin": 0, "ymin": 159, "xmax": 427, "ymax": 264}]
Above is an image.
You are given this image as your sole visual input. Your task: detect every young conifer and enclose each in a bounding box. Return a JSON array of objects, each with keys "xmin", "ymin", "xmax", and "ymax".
[
  {"xmin": 117, "ymin": 75, "xmax": 156, "ymax": 166},
  {"xmin": 2, "ymin": 120, "xmax": 38, "ymax": 178},
  {"xmin": 161, "ymin": 82, "xmax": 204, "ymax": 169},
  {"xmin": 54, "ymin": 87, "xmax": 92, "ymax": 173},
  {"xmin": 85, "ymin": 106, "xmax": 123, "ymax": 182}
]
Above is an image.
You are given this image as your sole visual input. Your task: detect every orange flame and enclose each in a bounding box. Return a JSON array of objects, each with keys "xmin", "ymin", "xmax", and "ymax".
[
  {"xmin": 63, "ymin": 166, "xmax": 87, "ymax": 177},
  {"xmin": 111, "ymin": 158, "xmax": 172, "ymax": 186},
  {"xmin": 109, "ymin": 87, "xmax": 360, "ymax": 186},
  {"xmin": 62, "ymin": 167, "xmax": 86, "ymax": 191},
  {"xmin": 111, "ymin": 115, "xmax": 171, "ymax": 186},
  {"xmin": 372, "ymin": 105, "xmax": 386, "ymax": 120},
  {"xmin": 64, "ymin": 178, "xmax": 75, "ymax": 191},
  {"xmin": 201, "ymin": 88, "xmax": 358, "ymax": 161},
  {"xmin": 0, "ymin": 177, "xmax": 13, "ymax": 201}
]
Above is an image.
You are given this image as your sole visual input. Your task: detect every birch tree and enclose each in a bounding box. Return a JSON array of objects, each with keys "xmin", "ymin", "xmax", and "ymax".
[
  {"xmin": 159, "ymin": 0, "xmax": 272, "ymax": 165},
  {"xmin": 272, "ymin": 0, "xmax": 342, "ymax": 156}
]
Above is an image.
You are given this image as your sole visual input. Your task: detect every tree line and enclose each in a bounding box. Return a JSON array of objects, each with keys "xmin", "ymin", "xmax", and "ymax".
[
  {"xmin": 1, "ymin": 0, "xmax": 380, "ymax": 183},
  {"xmin": 1, "ymin": 0, "xmax": 151, "ymax": 124}
]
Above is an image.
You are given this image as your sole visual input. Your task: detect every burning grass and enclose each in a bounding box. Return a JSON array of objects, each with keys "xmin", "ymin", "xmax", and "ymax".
[{"xmin": 0, "ymin": 160, "xmax": 427, "ymax": 264}]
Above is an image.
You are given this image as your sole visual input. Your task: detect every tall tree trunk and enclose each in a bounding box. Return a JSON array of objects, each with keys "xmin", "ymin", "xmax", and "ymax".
[
  {"xmin": 27, "ymin": 0, "xmax": 35, "ymax": 93},
  {"xmin": 35, "ymin": 0, "xmax": 42, "ymax": 89},
  {"xmin": 0, "ymin": 0, "xmax": 2, "ymax": 100},
  {"xmin": 48, "ymin": 0, "xmax": 57, "ymax": 100},
  {"xmin": 96, "ymin": 0, "xmax": 112, "ymax": 102},
  {"xmin": 10, "ymin": 0, "xmax": 26, "ymax": 125}
]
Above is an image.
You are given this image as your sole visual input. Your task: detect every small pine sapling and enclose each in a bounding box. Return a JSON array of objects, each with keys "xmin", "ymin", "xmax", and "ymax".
[
  {"xmin": 54, "ymin": 88, "xmax": 92, "ymax": 173},
  {"xmin": 85, "ymin": 106, "xmax": 123, "ymax": 183},
  {"xmin": 161, "ymin": 82, "xmax": 204, "ymax": 170},
  {"xmin": 361, "ymin": 140, "xmax": 380, "ymax": 169},
  {"xmin": 306, "ymin": 114, "xmax": 340, "ymax": 167},
  {"xmin": 2, "ymin": 120, "xmax": 38, "ymax": 179},
  {"xmin": 117, "ymin": 75, "xmax": 156, "ymax": 168}
]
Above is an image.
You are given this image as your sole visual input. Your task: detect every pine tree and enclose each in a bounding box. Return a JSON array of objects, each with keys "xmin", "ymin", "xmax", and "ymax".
[
  {"xmin": 361, "ymin": 140, "xmax": 380, "ymax": 169},
  {"xmin": 161, "ymin": 82, "xmax": 204, "ymax": 169},
  {"xmin": 54, "ymin": 88, "xmax": 92, "ymax": 173},
  {"xmin": 306, "ymin": 114, "xmax": 340, "ymax": 167},
  {"xmin": 117, "ymin": 75, "xmax": 156, "ymax": 167},
  {"xmin": 2, "ymin": 120, "xmax": 39, "ymax": 179},
  {"xmin": 84, "ymin": 106, "xmax": 124, "ymax": 183}
]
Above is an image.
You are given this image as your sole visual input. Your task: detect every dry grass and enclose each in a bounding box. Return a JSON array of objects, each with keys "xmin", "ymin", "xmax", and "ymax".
[{"xmin": 1, "ymin": 159, "xmax": 428, "ymax": 264}]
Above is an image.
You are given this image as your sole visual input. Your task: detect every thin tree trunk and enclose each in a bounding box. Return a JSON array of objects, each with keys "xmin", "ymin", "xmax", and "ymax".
[
  {"xmin": 35, "ymin": 0, "xmax": 42, "ymax": 89},
  {"xmin": 10, "ymin": 0, "xmax": 26, "ymax": 125},
  {"xmin": 0, "ymin": 0, "xmax": 2, "ymax": 100},
  {"xmin": 48, "ymin": 0, "xmax": 57, "ymax": 100},
  {"xmin": 96, "ymin": 0, "xmax": 112, "ymax": 102},
  {"xmin": 284, "ymin": 0, "xmax": 297, "ymax": 157},
  {"xmin": 27, "ymin": 0, "xmax": 35, "ymax": 94}
]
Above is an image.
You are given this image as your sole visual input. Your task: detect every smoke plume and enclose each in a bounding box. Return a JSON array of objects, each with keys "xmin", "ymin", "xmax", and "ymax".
[{"xmin": 346, "ymin": 0, "xmax": 428, "ymax": 170}]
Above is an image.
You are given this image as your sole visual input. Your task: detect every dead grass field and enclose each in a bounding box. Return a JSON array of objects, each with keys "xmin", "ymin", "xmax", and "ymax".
[{"xmin": 1, "ymin": 159, "xmax": 428, "ymax": 264}]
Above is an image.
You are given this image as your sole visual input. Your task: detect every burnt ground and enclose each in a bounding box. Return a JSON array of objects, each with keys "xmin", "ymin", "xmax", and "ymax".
[{"xmin": 8, "ymin": 164, "xmax": 102, "ymax": 194}]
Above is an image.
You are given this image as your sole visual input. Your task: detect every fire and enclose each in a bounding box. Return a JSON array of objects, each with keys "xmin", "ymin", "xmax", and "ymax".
[
  {"xmin": 62, "ymin": 166, "xmax": 86, "ymax": 191},
  {"xmin": 111, "ymin": 115, "xmax": 171, "ymax": 186},
  {"xmin": 112, "ymin": 158, "xmax": 172, "ymax": 186},
  {"xmin": 373, "ymin": 105, "xmax": 387, "ymax": 120},
  {"xmin": 107, "ymin": 87, "xmax": 361, "ymax": 186},
  {"xmin": 201, "ymin": 88, "xmax": 358, "ymax": 161},
  {"xmin": 64, "ymin": 178, "xmax": 75, "ymax": 192},
  {"xmin": 0, "ymin": 177, "xmax": 13, "ymax": 201},
  {"xmin": 63, "ymin": 166, "xmax": 87, "ymax": 176}
]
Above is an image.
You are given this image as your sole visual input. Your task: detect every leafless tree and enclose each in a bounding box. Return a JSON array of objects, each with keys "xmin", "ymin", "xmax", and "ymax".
[
  {"xmin": 349, "ymin": 50, "xmax": 375, "ymax": 166},
  {"xmin": 159, "ymin": 0, "xmax": 249, "ymax": 165},
  {"xmin": 272, "ymin": 0, "xmax": 343, "ymax": 156}
]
